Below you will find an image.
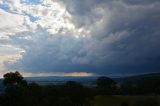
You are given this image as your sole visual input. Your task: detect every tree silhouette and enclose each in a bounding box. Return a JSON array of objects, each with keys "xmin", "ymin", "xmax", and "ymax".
[
  {"xmin": 3, "ymin": 71, "xmax": 27, "ymax": 87},
  {"xmin": 96, "ymin": 76, "xmax": 117, "ymax": 95},
  {"xmin": 1, "ymin": 72, "xmax": 94, "ymax": 106}
]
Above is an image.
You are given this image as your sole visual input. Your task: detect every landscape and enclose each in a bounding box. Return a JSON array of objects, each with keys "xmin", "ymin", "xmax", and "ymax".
[
  {"xmin": 0, "ymin": 72, "xmax": 160, "ymax": 106},
  {"xmin": 0, "ymin": 0, "xmax": 160, "ymax": 106}
]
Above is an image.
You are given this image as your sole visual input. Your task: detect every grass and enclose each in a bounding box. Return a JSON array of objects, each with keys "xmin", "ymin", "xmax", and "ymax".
[{"xmin": 92, "ymin": 95, "xmax": 160, "ymax": 106}]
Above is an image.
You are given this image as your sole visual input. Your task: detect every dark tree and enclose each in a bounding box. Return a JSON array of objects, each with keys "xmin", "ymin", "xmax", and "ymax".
[
  {"xmin": 3, "ymin": 71, "xmax": 27, "ymax": 87},
  {"xmin": 0, "ymin": 72, "xmax": 94, "ymax": 106},
  {"xmin": 96, "ymin": 76, "xmax": 117, "ymax": 95}
]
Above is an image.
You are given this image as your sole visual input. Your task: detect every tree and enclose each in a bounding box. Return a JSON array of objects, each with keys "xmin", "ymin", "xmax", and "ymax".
[
  {"xmin": 3, "ymin": 71, "xmax": 27, "ymax": 87},
  {"xmin": 3, "ymin": 71, "xmax": 28, "ymax": 95},
  {"xmin": 96, "ymin": 76, "xmax": 117, "ymax": 95},
  {"xmin": 1, "ymin": 72, "xmax": 94, "ymax": 106}
]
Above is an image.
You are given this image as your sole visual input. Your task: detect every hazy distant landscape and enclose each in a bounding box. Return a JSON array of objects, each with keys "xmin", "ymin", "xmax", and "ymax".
[
  {"xmin": 1, "ymin": 72, "xmax": 159, "ymax": 87},
  {"xmin": 25, "ymin": 72, "xmax": 160, "ymax": 86},
  {"xmin": 1, "ymin": 72, "xmax": 160, "ymax": 92}
]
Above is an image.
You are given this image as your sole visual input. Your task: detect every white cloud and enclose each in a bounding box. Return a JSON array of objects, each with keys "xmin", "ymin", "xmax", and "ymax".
[
  {"xmin": 0, "ymin": 0, "xmax": 85, "ymax": 36},
  {"xmin": 0, "ymin": 8, "xmax": 27, "ymax": 36}
]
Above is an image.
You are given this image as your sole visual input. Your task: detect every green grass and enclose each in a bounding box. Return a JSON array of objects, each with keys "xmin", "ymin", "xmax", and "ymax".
[{"xmin": 92, "ymin": 95, "xmax": 160, "ymax": 106}]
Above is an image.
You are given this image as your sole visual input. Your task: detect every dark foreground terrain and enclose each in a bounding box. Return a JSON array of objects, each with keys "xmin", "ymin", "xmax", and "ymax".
[
  {"xmin": 0, "ymin": 71, "xmax": 160, "ymax": 106},
  {"xmin": 93, "ymin": 96, "xmax": 160, "ymax": 106}
]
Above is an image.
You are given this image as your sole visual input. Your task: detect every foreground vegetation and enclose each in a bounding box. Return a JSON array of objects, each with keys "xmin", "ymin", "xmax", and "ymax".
[
  {"xmin": 93, "ymin": 95, "xmax": 160, "ymax": 106},
  {"xmin": 0, "ymin": 71, "xmax": 160, "ymax": 106}
]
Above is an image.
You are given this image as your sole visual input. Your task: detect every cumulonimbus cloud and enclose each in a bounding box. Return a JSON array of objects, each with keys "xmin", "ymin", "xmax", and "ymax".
[{"xmin": 1, "ymin": 0, "xmax": 160, "ymax": 76}]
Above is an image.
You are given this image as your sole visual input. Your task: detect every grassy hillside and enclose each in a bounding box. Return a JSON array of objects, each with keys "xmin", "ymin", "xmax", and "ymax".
[{"xmin": 93, "ymin": 95, "xmax": 160, "ymax": 106}]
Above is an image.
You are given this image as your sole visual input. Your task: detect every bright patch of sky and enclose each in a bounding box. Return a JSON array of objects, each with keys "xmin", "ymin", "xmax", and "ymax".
[
  {"xmin": 24, "ymin": 13, "xmax": 39, "ymax": 22},
  {"xmin": 0, "ymin": 2, "xmax": 10, "ymax": 10},
  {"xmin": 21, "ymin": 0, "xmax": 42, "ymax": 5}
]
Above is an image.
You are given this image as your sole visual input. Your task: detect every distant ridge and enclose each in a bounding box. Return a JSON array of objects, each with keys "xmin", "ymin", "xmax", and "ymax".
[
  {"xmin": 113, "ymin": 72, "xmax": 160, "ymax": 83},
  {"xmin": 0, "ymin": 72, "xmax": 160, "ymax": 86}
]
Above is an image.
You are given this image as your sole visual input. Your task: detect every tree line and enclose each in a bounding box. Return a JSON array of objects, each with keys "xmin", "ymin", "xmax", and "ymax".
[{"xmin": 0, "ymin": 71, "xmax": 160, "ymax": 106}]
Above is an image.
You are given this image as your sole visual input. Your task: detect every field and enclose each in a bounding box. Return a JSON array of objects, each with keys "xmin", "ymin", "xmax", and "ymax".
[{"xmin": 93, "ymin": 95, "xmax": 160, "ymax": 106}]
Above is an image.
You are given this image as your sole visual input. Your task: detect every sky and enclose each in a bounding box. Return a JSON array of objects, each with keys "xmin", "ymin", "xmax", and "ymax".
[{"xmin": 0, "ymin": 0, "xmax": 160, "ymax": 77}]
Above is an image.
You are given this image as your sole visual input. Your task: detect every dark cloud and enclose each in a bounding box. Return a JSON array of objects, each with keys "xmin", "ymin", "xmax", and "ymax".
[{"xmin": 7, "ymin": 0, "xmax": 160, "ymax": 76}]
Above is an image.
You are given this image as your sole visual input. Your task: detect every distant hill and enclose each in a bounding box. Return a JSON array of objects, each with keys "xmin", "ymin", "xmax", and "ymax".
[
  {"xmin": 113, "ymin": 73, "xmax": 160, "ymax": 83},
  {"xmin": 24, "ymin": 72, "xmax": 160, "ymax": 86},
  {"xmin": 25, "ymin": 76, "xmax": 98, "ymax": 86},
  {"xmin": 0, "ymin": 73, "xmax": 160, "ymax": 88}
]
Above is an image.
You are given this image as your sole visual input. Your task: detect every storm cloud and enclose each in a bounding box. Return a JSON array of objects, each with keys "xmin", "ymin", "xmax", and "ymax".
[{"xmin": 1, "ymin": 0, "xmax": 160, "ymax": 76}]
